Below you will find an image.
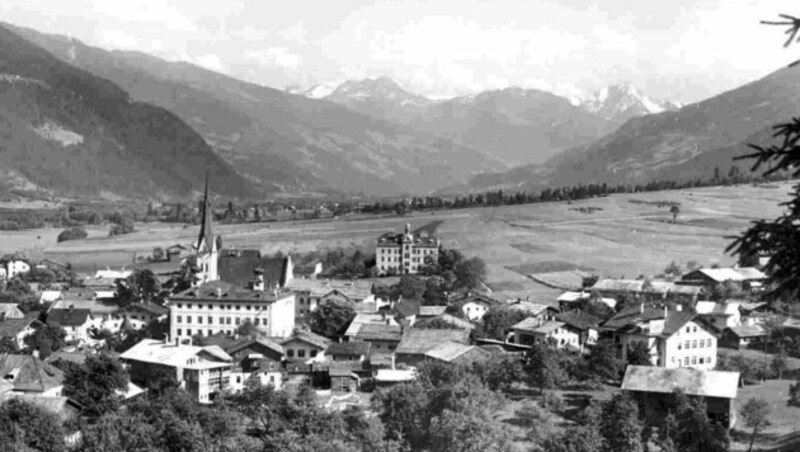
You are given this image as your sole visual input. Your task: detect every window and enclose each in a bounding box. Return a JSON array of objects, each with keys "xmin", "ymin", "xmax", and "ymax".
[
  {"xmin": 692, "ymin": 340, "xmax": 697, "ymax": 349},
  {"xmin": 246, "ymin": 305, "xmax": 251, "ymax": 311},
  {"xmin": 699, "ymin": 340, "xmax": 704, "ymax": 348},
  {"xmin": 187, "ymin": 315, "xmax": 192, "ymax": 323},
  {"xmin": 208, "ymin": 316, "xmax": 212, "ymax": 324},
  {"xmin": 707, "ymin": 356, "xmax": 713, "ymax": 364},
  {"xmin": 699, "ymin": 357, "xmax": 705, "ymax": 364},
  {"xmin": 187, "ymin": 304, "xmax": 193, "ymax": 309},
  {"xmin": 235, "ymin": 318, "xmax": 240, "ymax": 325},
  {"xmin": 298, "ymin": 350, "xmax": 306, "ymax": 358},
  {"xmin": 177, "ymin": 316, "xmax": 183, "ymax": 323},
  {"xmin": 691, "ymin": 356, "xmax": 697, "ymax": 365},
  {"xmin": 287, "ymin": 350, "xmax": 295, "ymax": 357},
  {"xmin": 254, "ymin": 318, "xmax": 260, "ymax": 326},
  {"xmin": 684, "ymin": 357, "xmax": 689, "ymax": 366},
  {"xmin": 198, "ymin": 317, "xmax": 203, "ymax": 324},
  {"xmin": 177, "ymin": 304, "xmax": 183, "ymax": 309},
  {"xmin": 707, "ymin": 339, "xmax": 713, "ymax": 347},
  {"xmin": 685, "ymin": 340, "xmax": 690, "ymax": 349},
  {"xmin": 686, "ymin": 327, "xmax": 690, "ymax": 333},
  {"xmin": 678, "ymin": 342, "xmax": 682, "ymax": 350},
  {"xmin": 177, "ymin": 328, "xmax": 182, "ymax": 336},
  {"xmin": 187, "ymin": 329, "xmax": 192, "ymax": 336},
  {"xmin": 310, "ymin": 350, "xmax": 317, "ymax": 357},
  {"xmin": 692, "ymin": 326, "xmax": 697, "ymax": 333}
]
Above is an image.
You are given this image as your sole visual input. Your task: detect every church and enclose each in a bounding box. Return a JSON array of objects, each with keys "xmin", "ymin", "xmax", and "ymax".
[{"xmin": 168, "ymin": 175, "xmax": 296, "ymax": 341}]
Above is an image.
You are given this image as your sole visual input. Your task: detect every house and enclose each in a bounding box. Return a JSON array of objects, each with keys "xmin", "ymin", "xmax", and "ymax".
[
  {"xmin": 375, "ymin": 223, "xmax": 440, "ymax": 275},
  {"xmin": 39, "ymin": 290, "xmax": 63, "ymax": 305},
  {"xmin": 423, "ymin": 341, "xmax": 490, "ymax": 365},
  {"xmin": 601, "ymin": 304, "xmax": 718, "ymax": 370},
  {"xmin": 329, "ymin": 364, "xmax": 360, "ymax": 392},
  {"xmin": 507, "ymin": 301, "xmax": 560, "ymax": 320},
  {"xmin": 93, "ymin": 268, "xmax": 132, "ymax": 281},
  {"xmin": 738, "ymin": 302, "xmax": 772, "ymax": 325},
  {"xmin": 0, "ymin": 255, "xmax": 30, "ymax": 279},
  {"xmin": 511, "ymin": 318, "xmax": 581, "ymax": 350},
  {"xmin": 0, "ymin": 354, "xmax": 65, "ymax": 396},
  {"xmin": 679, "ymin": 267, "xmax": 766, "ymax": 293},
  {"xmin": 695, "ymin": 301, "xmax": 741, "ymax": 330},
  {"xmin": 285, "ymin": 278, "xmax": 374, "ymax": 322},
  {"xmin": 591, "ymin": 279, "xmax": 702, "ymax": 305},
  {"xmin": 226, "ymin": 339, "xmax": 285, "ymax": 391},
  {"xmin": 455, "ymin": 293, "xmax": 499, "ymax": 321},
  {"xmin": 47, "ymin": 308, "xmax": 93, "ymax": 343},
  {"xmin": 168, "ymin": 280, "xmax": 296, "ymax": 341},
  {"xmin": 354, "ymin": 323, "xmax": 403, "ymax": 355},
  {"xmin": 52, "ymin": 289, "xmax": 123, "ymax": 333},
  {"xmin": 326, "ymin": 341, "xmax": 371, "ymax": 363},
  {"xmin": 123, "ymin": 303, "xmax": 169, "ymax": 330},
  {"xmin": 557, "ymin": 291, "xmax": 617, "ymax": 311},
  {"xmin": 120, "ymin": 338, "xmax": 233, "ymax": 404},
  {"xmin": 0, "ymin": 311, "xmax": 40, "ymax": 349},
  {"xmin": 281, "ymin": 330, "xmax": 331, "ymax": 361},
  {"xmin": 720, "ymin": 325, "xmax": 768, "ymax": 350},
  {"xmin": 395, "ymin": 329, "xmax": 471, "ymax": 367},
  {"xmin": 621, "ymin": 365, "xmax": 739, "ymax": 428},
  {"xmin": 555, "ymin": 310, "xmax": 603, "ymax": 351}
]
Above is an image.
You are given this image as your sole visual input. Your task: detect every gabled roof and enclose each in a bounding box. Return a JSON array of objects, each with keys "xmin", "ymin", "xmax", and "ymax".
[
  {"xmin": 0, "ymin": 354, "xmax": 64, "ymax": 393},
  {"xmin": 217, "ymin": 249, "xmax": 290, "ymax": 289},
  {"xmin": 126, "ymin": 302, "xmax": 169, "ymax": 316},
  {"xmin": 592, "ymin": 279, "xmax": 644, "ymax": 292},
  {"xmin": 514, "ymin": 319, "xmax": 565, "ymax": 335},
  {"xmin": 282, "ymin": 330, "xmax": 332, "ymax": 350},
  {"xmin": 47, "ymin": 308, "xmax": 92, "ymax": 327},
  {"xmin": 355, "ymin": 323, "xmax": 403, "ymax": 342},
  {"xmin": 0, "ymin": 303, "xmax": 24, "ymax": 320},
  {"xmin": 119, "ymin": 339, "xmax": 232, "ymax": 369},
  {"xmin": 228, "ymin": 339, "xmax": 285, "ymax": 357},
  {"xmin": 739, "ymin": 302, "xmax": 769, "ymax": 313},
  {"xmin": 726, "ymin": 325, "xmax": 767, "ymax": 338},
  {"xmin": 395, "ymin": 329, "xmax": 470, "ymax": 356},
  {"xmin": 413, "ymin": 314, "xmax": 475, "ymax": 331},
  {"xmin": 424, "ymin": 341, "xmax": 488, "ymax": 363},
  {"xmin": 683, "ymin": 268, "xmax": 764, "ymax": 283},
  {"xmin": 326, "ymin": 341, "xmax": 371, "ymax": 357},
  {"xmin": 455, "ymin": 293, "xmax": 499, "ymax": 307},
  {"xmin": 53, "ymin": 291, "xmax": 120, "ymax": 315},
  {"xmin": 0, "ymin": 313, "xmax": 40, "ymax": 339},
  {"xmin": 732, "ymin": 267, "xmax": 767, "ymax": 280},
  {"xmin": 345, "ymin": 313, "xmax": 398, "ymax": 337},
  {"xmin": 556, "ymin": 310, "xmax": 602, "ymax": 331},
  {"xmin": 621, "ymin": 365, "xmax": 739, "ymax": 399},
  {"xmin": 285, "ymin": 278, "xmax": 373, "ymax": 300},
  {"xmin": 507, "ymin": 302, "xmax": 556, "ymax": 316},
  {"xmin": 601, "ymin": 305, "xmax": 697, "ymax": 338}
]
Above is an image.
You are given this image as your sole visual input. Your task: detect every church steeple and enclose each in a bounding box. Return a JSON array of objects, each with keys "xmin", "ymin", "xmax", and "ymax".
[{"xmin": 197, "ymin": 170, "xmax": 215, "ymax": 255}]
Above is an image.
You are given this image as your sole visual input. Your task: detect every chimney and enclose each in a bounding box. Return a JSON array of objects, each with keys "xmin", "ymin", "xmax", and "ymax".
[
  {"xmin": 639, "ymin": 303, "xmax": 644, "ymax": 314},
  {"xmin": 391, "ymin": 353, "xmax": 396, "ymax": 370},
  {"xmin": 253, "ymin": 267, "xmax": 265, "ymax": 292},
  {"xmin": 664, "ymin": 305, "xmax": 668, "ymax": 319},
  {"xmin": 216, "ymin": 288, "xmax": 222, "ymax": 298}
]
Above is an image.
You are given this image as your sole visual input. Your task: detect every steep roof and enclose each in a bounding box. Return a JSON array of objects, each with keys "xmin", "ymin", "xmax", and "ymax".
[
  {"xmin": 601, "ymin": 305, "xmax": 697, "ymax": 337},
  {"xmin": 395, "ymin": 329, "xmax": 470, "ymax": 356},
  {"xmin": 326, "ymin": 341, "xmax": 371, "ymax": 357},
  {"xmin": 732, "ymin": 267, "xmax": 767, "ymax": 280},
  {"xmin": 0, "ymin": 313, "xmax": 40, "ymax": 339},
  {"xmin": 170, "ymin": 280, "xmax": 292, "ymax": 304},
  {"xmin": 695, "ymin": 301, "xmax": 739, "ymax": 316},
  {"xmin": 0, "ymin": 354, "xmax": 64, "ymax": 393},
  {"xmin": 217, "ymin": 249, "xmax": 290, "ymax": 289},
  {"xmin": 53, "ymin": 291, "xmax": 120, "ymax": 315},
  {"xmin": 282, "ymin": 330, "xmax": 332, "ymax": 350},
  {"xmin": 621, "ymin": 365, "xmax": 739, "ymax": 399},
  {"xmin": 196, "ymin": 172, "xmax": 215, "ymax": 255},
  {"xmin": 0, "ymin": 303, "xmax": 24, "ymax": 320},
  {"xmin": 556, "ymin": 310, "xmax": 603, "ymax": 331},
  {"xmin": 507, "ymin": 302, "xmax": 557, "ymax": 316},
  {"xmin": 126, "ymin": 302, "xmax": 169, "ymax": 316},
  {"xmin": 227, "ymin": 339, "xmax": 285, "ymax": 358},
  {"xmin": 683, "ymin": 268, "xmax": 746, "ymax": 283},
  {"xmin": 47, "ymin": 308, "xmax": 92, "ymax": 327}
]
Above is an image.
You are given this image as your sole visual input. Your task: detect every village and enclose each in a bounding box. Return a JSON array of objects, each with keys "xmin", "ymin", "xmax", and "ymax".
[{"xmin": 0, "ymin": 178, "xmax": 798, "ymax": 451}]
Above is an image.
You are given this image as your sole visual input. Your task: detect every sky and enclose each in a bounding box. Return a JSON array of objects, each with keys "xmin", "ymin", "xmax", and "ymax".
[{"xmin": 3, "ymin": 0, "xmax": 800, "ymax": 103}]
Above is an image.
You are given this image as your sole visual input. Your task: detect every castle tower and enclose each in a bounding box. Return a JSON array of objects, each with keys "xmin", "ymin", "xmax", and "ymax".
[{"xmin": 194, "ymin": 171, "xmax": 219, "ymax": 284}]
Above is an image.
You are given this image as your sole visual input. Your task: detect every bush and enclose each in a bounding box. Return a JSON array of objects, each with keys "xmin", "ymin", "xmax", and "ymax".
[
  {"xmin": 109, "ymin": 220, "xmax": 135, "ymax": 236},
  {"xmin": 57, "ymin": 227, "xmax": 88, "ymax": 243}
]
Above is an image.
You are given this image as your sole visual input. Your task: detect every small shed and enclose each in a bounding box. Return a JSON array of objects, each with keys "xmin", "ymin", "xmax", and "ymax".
[
  {"xmin": 720, "ymin": 325, "xmax": 767, "ymax": 350},
  {"xmin": 329, "ymin": 365, "xmax": 360, "ymax": 392}
]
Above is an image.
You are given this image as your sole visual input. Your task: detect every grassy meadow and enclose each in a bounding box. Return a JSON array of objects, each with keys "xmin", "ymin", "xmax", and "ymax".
[{"xmin": 3, "ymin": 181, "xmax": 793, "ymax": 304}]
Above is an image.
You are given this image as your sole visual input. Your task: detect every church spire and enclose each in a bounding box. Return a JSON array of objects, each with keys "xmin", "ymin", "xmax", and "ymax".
[{"xmin": 197, "ymin": 170, "xmax": 215, "ymax": 254}]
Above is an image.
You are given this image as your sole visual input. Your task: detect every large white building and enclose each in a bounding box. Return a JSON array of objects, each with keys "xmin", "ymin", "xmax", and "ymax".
[
  {"xmin": 169, "ymin": 280, "xmax": 296, "ymax": 341},
  {"xmin": 376, "ymin": 223, "xmax": 440, "ymax": 275}
]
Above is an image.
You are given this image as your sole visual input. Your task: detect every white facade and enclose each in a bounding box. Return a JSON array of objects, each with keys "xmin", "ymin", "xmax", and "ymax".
[
  {"xmin": 5, "ymin": 260, "xmax": 30, "ymax": 279},
  {"xmin": 376, "ymin": 224, "xmax": 440, "ymax": 275},
  {"xmin": 229, "ymin": 369, "xmax": 282, "ymax": 392},
  {"xmin": 621, "ymin": 320, "xmax": 717, "ymax": 370},
  {"xmin": 170, "ymin": 284, "xmax": 296, "ymax": 340},
  {"xmin": 462, "ymin": 301, "xmax": 490, "ymax": 321}
]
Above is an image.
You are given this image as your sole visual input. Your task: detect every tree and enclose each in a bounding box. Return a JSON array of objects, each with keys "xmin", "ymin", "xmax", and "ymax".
[
  {"xmin": 0, "ymin": 398, "xmax": 67, "ymax": 452},
  {"xmin": 472, "ymin": 354, "xmax": 523, "ymax": 392},
  {"xmin": 524, "ymin": 342, "xmax": 566, "ymax": 394},
  {"xmin": 23, "ymin": 323, "xmax": 66, "ymax": 359},
  {"xmin": 63, "ymin": 353, "xmax": 130, "ymax": 417},
  {"xmin": 587, "ymin": 338, "xmax": 623, "ymax": 382},
  {"xmin": 788, "ymin": 378, "xmax": 800, "ymax": 407},
  {"xmin": 125, "ymin": 269, "xmax": 161, "ymax": 304},
  {"xmin": 626, "ymin": 341, "xmax": 652, "ymax": 367},
  {"xmin": 428, "ymin": 407, "xmax": 511, "ymax": 452},
  {"xmin": 667, "ymin": 390, "xmax": 730, "ymax": 452},
  {"xmin": 308, "ymin": 300, "xmax": 356, "ymax": 339},
  {"xmin": 475, "ymin": 306, "xmax": 527, "ymax": 340},
  {"xmin": 454, "ymin": 257, "xmax": 487, "ymax": 290},
  {"xmin": 727, "ymin": 14, "xmax": 800, "ymax": 299},
  {"xmin": 57, "ymin": 226, "xmax": 88, "ymax": 243},
  {"xmin": 670, "ymin": 204, "xmax": 680, "ymax": 223},
  {"xmin": 109, "ymin": 218, "xmax": 135, "ymax": 236},
  {"xmin": 663, "ymin": 260, "xmax": 683, "ymax": 278},
  {"xmin": 0, "ymin": 336, "xmax": 19, "ymax": 354},
  {"xmin": 740, "ymin": 397, "xmax": 771, "ymax": 452},
  {"xmin": 393, "ymin": 275, "xmax": 426, "ymax": 301},
  {"xmin": 771, "ymin": 348, "xmax": 789, "ymax": 379},
  {"xmin": 601, "ymin": 393, "xmax": 643, "ymax": 452}
]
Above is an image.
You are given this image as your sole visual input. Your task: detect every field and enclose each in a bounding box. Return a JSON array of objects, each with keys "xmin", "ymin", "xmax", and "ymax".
[{"xmin": 3, "ymin": 182, "xmax": 793, "ymax": 304}]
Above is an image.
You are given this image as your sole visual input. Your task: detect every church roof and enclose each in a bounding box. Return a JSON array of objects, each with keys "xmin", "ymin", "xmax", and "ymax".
[{"xmin": 196, "ymin": 172, "xmax": 215, "ymax": 255}]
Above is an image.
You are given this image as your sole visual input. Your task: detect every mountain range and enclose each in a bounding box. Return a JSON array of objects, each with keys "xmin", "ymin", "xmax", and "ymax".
[{"xmin": 0, "ymin": 21, "xmax": 797, "ymax": 201}]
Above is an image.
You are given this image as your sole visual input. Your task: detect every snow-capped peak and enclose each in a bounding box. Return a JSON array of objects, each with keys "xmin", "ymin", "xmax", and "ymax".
[
  {"xmin": 324, "ymin": 77, "xmax": 433, "ymax": 106},
  {"xmin": 581, "ymin": 83, "xmax": 680, "ymax": 121},
  {"xmin": 286, "ymin": 82, "xmax": 339, "ymax": 99}
]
